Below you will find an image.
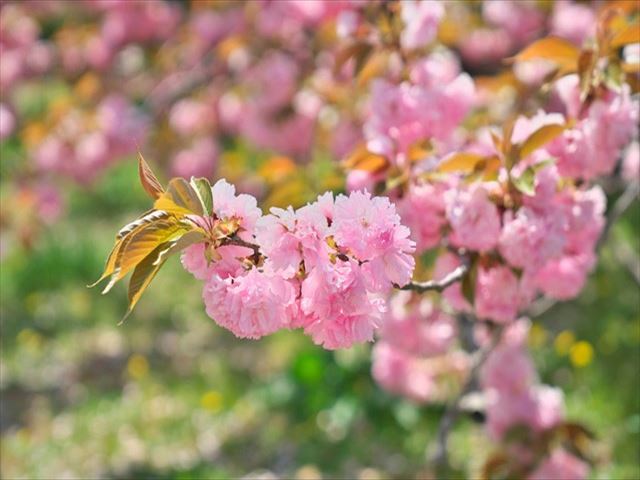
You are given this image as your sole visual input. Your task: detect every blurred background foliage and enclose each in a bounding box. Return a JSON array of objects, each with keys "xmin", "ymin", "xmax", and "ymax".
[{"xmin": 1, "ymin": 147, "xmax": 639, "ymax": 479}]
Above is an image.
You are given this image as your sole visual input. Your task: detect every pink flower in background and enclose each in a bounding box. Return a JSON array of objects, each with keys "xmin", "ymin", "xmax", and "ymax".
[
  {"xmin": 380, "ymin": 292, "xmax": 456, "ymax": 357},
  {"xmin": 622, "ymin": 141, "xmax": 639, "ymax": 183},
  {"xmin": 499, "ymin": 207, "xmax": 566, "ymax": 272},
  {"xmin": 528, "ymin": 448, "xmax": 589, "ymax": 480},
  {"xmin": 332, "ymin": 190, "xmax": 415, "ymax": 289},
  {"xmin": 301, "ymin": 259, "xmax": 384, "ymax": 349},
  {"xmin": 171, "ymin": 138, "xmax": 218, "ymax": 180},
  {"xmin": 365, "ymin": 64, "xmax": 474, "ymax": 164},
  {"xmin": 435, "ymin": 252, "xmax": 471, "ymax": 313},
  {"xmin": 535, "ymin": 253, "xmax": 594, "ymax": 300},
  {"xmin": 482, "ymin": 0, "xmax": 544, "ymax": 46},
  {"xmin": 0, "ymin": 103, "xmax": 16, "ymax": 140},
  {"xmin": 446, "ymin": 186, "xmax": 501, "ymax": 252},
  {"xmin": 550, "ymin": 1, "xmax": 596, "ymax": 46},
  {"xmin": 400, "ymin": 0, "xmax": 444, "ymax": 50},
  {"xmin": 371, "ymin": 342, "xmax": 436, "ymax": 402},
  {"xmin": 203, "ymin": 268, "xmax": 298, "ymax": 339},
  {"xmin": 169, "ymin": 99, "xmax": 217, "ymax": 137},
  {"xmin": 475, "ymin": 266, "xmax": 520, "ymax": 323},
  {"xmin": 396, "ymin": 181, "xmax": 447, "ymax": 251}
]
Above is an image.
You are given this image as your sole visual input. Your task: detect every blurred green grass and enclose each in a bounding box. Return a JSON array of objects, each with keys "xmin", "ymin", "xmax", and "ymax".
[{"xmin": 1, "ymin": 160, "xmax": 639, "ymax": 479}]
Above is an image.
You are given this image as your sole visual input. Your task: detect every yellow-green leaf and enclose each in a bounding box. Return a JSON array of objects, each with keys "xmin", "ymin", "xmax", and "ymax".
[
  {"xmin": 89, "ymin": 210, "xmax": 170, "ymax": 288},
  {"xmin": 116, "ymin": 220, "xmax": 188, "ymax": 277},
  {"xmin": 190, "ymin": 177, "xmax": 213, "ymax": 216},
  {"xmin": 121, "ymin": 242, "xmax": 173, "ymax": 323},
  {"xmin": 437, "ymin": 152, "xmax": 486, "ymax": 173},
  {"xmin": 138, "ymin": 153, "xmax": 164, "ymax": 199},
  {"xmin": 518, "ymin": 123, "xmax": 566, "ymax": 159},
  {"xmin": 154, "ymin": 178, "xmax": 204, "ymax": 216}
]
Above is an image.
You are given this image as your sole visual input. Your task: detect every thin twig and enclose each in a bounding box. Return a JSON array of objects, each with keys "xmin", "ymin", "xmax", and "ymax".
[
  {"xmin": 597, "ymin": 180, "xmax": 639, "ymax": 251},
  {"xmin": 430, "ymin": 324, "xmax": 504, "ymax": 474},
  {"xmin": 396, "ymin": 255, "xmax": 470, "ymax": 293}
]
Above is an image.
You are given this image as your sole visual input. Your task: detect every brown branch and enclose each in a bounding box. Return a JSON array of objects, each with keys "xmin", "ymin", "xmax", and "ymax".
[
  {"xmin": 222, "ymin": 235, "xmax": 262, "ymax": 259},
  {"xmin": 396, "ymin": 255, "xmax": 470, "ymax": 293},
  {"xmin": 430, "ymin": 324, "xmax": 504, "ymax": 475}
]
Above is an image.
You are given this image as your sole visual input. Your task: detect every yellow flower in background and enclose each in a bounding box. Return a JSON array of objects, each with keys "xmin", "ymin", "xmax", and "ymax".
[
  {"xmin": 127, "ymin": 354, "xmax": 149, "ymax": 380},
  {"xmin": 528, "ymin": 323, "xmax": 548, "ymax": 349},
  {"xmin": 554, "ymin": 330, "xmax": 575, "ymax": 356},
  {"xmin": 200, "ymin": 391, "xmax": 223, "ymax": 412},
  {"xmin": 570, "ymin": 341, "xmax": 594, "ymax": 368}
]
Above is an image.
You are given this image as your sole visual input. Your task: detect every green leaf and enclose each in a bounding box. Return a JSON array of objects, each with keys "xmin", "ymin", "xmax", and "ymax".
[
  {"xmin": 512, "ymin": 160, "xmax": 554, "ymax": 196},
  {"xmin": 190, "ymin": 177, "xmax": 213, "ymax": 216}
]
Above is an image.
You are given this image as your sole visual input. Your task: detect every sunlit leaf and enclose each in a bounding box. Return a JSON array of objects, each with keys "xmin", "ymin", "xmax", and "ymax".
[
  {"xmin": 438, "ymin": 152, "xmax": 486, "ymax": 173},
  {"xmin": 343, "ymin": 143, "xmax": 389, "ymax": 173},
  {"xmin": 121, "ymin": 242, "xmax": 173, "ymax": 323},
  {"xmin": 610, "ymin": 21, "xmax": 640, "ymax": 49},
  {"xmin": 154, "ymin": 178, "xmax": 204, "ymax": 216},
  {"xmin": 357, "ymin": 50, "xmax": 389, "ymax": 87},
  {"xmin": 89, "ymin": 210, "xmax": 171, "ymax": 288},
  {"xmin": 138, "ymin": 153, "xmax": 164, "ymax": 199},
  {"xmin": 114, "ymin": 219, "xmax": 189, "ymax": 281},
  {"xmin": 518, "ymin": 123, "xmax": 566, "ymax": 159},
  {"xmin": 510, "ymin": 36, "xmax": 580, "ymax": 74},
  {"xmin": 334, "ymin": 41, "xmax": 374, "ymax": 75},
  {"xmin": 190, "ymin": 177, "xmax": 213, "ymax": 216}
]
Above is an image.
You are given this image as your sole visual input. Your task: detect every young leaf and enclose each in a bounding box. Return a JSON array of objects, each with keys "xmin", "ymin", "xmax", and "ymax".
[
  {"xmin": 438, "ymin": 152, "xmax": 486, "ymax": 173},
  {"xmin": 114, "ymin": 220, "xmax": 189, "ymax": 281},
  {"xmin": 190, "ymin": 177, "xmax": 213, "ymax": 216},
  {"xmin": 138, "ymin": 153, "xmax": 164, "ymax": 199},
  {"xmin": 512, "ymin": 160, "xmax": 554, "ymax": 196},
  {"xmin": 518, "ymin": 123, "xmax": 566, "ymax": 159},
  {"xmin": 89, "ymin": 210, "xmax": 170, "ymax": 288},
  {"xmin": 120, "ymin": 242, "xmax": 173, "ymax": 323},
  {"xmin": 343, "ymin": 144, "xmax": 389, "ymax": 173},
  {"xmin": 154, "ymin": 178, "xmax": 204, "ymax": 216}
]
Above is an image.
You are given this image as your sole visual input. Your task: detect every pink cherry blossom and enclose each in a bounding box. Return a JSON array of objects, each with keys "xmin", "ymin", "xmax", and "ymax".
[
  {"xmin": 300, "ymin": 259, "xmax": 384, "ymax": 349},
  {"xmin": 203, "ymin": 268, "xmax": 298, "ymax": 339},
  {"xmin": 499, "ymin": 206, "xmax": 566, "ymax": 272},
  {"xmin": 211, "ymin": 178, "xmax": 262, "ymax": 239},
  {"xmin": 550, "ymin": 1, "xmax": 596, "ymax": 46},
  {"xmin": 332, "ymin": 190, "xmax": 416, "ymax": 290},
  {"xmin": 445, "ymin": 185, "xmax": 501, "ymax": 253},
  {"xmin": 475, "ymin": 266, "xmax": 520, "ymax": 323},
  {"xmin": 380, "ymin": 292, "xmax": 457, "ymax": 357},
  {"xmin": 399, "ymin": 0, "xmax": 444, "ymax": 51},
  {"xmin": 528, "ymin": 448, "xmax": 589, "ymax": 480}
]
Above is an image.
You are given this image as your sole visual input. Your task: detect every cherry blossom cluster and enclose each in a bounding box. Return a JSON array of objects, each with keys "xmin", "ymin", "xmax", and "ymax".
[
  {"xmin": 371, "ymin": 291, "xmax": 469, "ymax": 403},
  {"xmin": 181, "ymin": 180, "xmax": 415, "ymax": 350},
  {"xmin": 479, "ymin": 320, "xmax": 589, "ymax": 479}
]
